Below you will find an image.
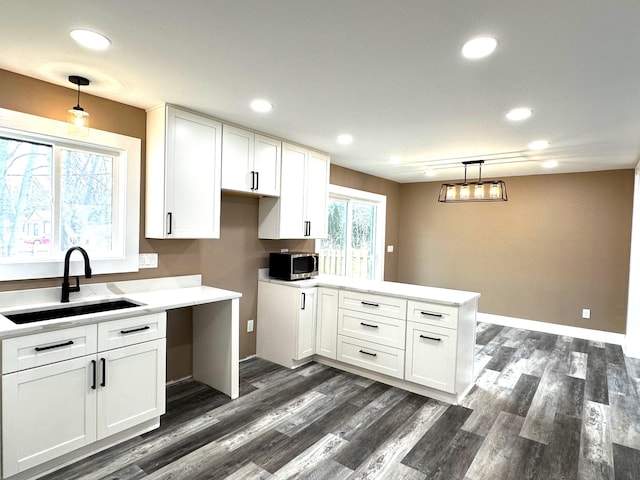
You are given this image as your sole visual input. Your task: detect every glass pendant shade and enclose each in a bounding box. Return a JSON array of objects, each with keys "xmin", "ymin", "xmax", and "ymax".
[
  {"xmin": 438, "ymin": 160, "xmax": 508, "ymax": 203},
  {"xmin": 68, "ymin": 75, "xmax": 90, "ymax": 135}
]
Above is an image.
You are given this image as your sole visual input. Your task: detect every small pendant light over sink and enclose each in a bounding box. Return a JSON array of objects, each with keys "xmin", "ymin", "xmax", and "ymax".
[
  {"xmin": 438, "ymin": 160, "xmax": 507, "ymax": 203},
  {"xmin": 68, "ymin": 75, "xmax": 90, "ymax": 135}
]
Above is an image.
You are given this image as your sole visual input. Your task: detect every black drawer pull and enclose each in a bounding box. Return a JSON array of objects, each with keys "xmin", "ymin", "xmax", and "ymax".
[
  {"xmin": 420, "ymin": 311, "xmax": 443, "ymax": 318},
  {"xmin": 120, "ymin": 325, "xmax": 150, "ymax": 335},
  {"xmin": 100, "ymin": 358, "xmax": 107, "ymax": 387},
  {"xmin": 360, "ymin": 322, "xmax": 379, "ymax": 329},
  {"xmin": 361, "ymin": 301, "xmax": 379, "ymax": 307},
  {"xmin": 359, "ymin": 349, "xmax": 377, "ymax": 357},
  {"xmin": 420, "ymin": 335, "xmax": 442, "ymax": 342},
  {"xmin": 35, "ymin": 340, "xmax": 74, "ymax": 352},
  {"xmin": 91, "ymin": 359, "xmax": 97, "ymax": 390}
]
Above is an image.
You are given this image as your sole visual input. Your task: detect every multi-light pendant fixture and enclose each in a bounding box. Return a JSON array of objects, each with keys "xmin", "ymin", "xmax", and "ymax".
[
  {"xmin": 437, "ymin": 160, "xmax": 508, "ymax": 203},
  {"xmin": 68, "ymin": 75, "xmax": 90, "ymax": 134}
]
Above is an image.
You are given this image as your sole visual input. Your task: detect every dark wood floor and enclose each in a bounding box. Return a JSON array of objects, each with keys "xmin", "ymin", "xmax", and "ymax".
[{"xmin": 42, "ymin": 322, "xmax": 640, "ymax": 480}]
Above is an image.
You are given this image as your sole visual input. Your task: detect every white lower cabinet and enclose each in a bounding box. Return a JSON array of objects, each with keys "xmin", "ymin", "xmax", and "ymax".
[
  {"xmin": 2, "ymin": 356, "xmax": 97, "ymax": 476},
  {"xmin": 404, "ymin": 322, "xmax": 457, "ymax": 393},
  {"xmin": 1, "ymin": 313, "xmax": 166, "ymax": 478},
  {"xmin": 315, "ymin": 288, "xmax": 338, "ymax": 359},
  {"xmin": 97, "ymin": 339, "xmax": 166, "ymax": 439},
  {"xmin": 258, "ymin": 279, "xmax": 478, "ymax": 403},
  {"xmin": 257, "ymin": 282, "xmax": 317, "ymax": 368}
]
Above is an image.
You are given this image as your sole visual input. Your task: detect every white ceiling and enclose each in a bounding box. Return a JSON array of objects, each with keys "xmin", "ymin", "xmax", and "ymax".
[{"xmin": 2, "ymin": 0, "xmax": 639, "ymax": 183}]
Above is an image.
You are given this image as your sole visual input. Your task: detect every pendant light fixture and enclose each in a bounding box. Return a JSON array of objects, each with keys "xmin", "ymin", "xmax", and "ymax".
[
  {"xmin": 68, "ymin": 75, "xmax": 90, "ymax": 135},
  {"xmin": 438, "ymin": 160, "xmax": 508, "ymax": 203}
]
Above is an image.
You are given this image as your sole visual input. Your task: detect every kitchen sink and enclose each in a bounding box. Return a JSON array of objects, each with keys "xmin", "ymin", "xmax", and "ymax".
[{"xmin": 3, "ymin": 299, "xmax": 144, "ymax": 324}]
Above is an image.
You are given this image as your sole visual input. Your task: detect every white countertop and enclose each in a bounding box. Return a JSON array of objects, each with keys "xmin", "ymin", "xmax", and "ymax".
[
  {"xmin": 258, "ymin": 270, "xmax": 480, "ymax": 306},
  {"xmin": 0, "ymin": 275, "xmax": 242, "ymax": 339}
]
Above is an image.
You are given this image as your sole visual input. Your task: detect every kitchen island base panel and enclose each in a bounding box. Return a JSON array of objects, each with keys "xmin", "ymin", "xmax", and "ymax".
[
  {"xmin": 316, "ymin": 356, "xmax": 474, "ymax": 405},
  {"xmin": 193, "ymin": 298, "xmax": 240, "ymax": 399},
  {"xmin": 4, "ymin": 418, "xmax": 159, "ymax": 480}
]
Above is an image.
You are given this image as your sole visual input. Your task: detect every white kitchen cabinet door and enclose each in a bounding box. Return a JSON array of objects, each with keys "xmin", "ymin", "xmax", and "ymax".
[
  {"xmin": 1, "ymin": 356, "xmax": 97, "ymax": 477},
  {"xmin": 296, "ymin": 288, "xmax": 317, "ymax": 359},
  {"xmin": 258, "ymin": 143, "xmax": 329, "ymax": 239},
  {"xmin": 97, "ymin": 339, "xmax": 166, "ymax": 439},
  {"xmin": 405, "ymin": 322, "xmax": 457, "ymax": 393},
  {"xmin": 221, "ymin": 124, "xmax": 254, "ymax": 193},
  {"xmin": 305, "ymin": 150, "xmax": 329, "ymax": 238},
  {"xmin": 253, "ymin": 133, "xmax": 281, "ymax": 196},
  {"xmin": 276, "ymin": 143, "xmax": 308, "ymax": 238},
  {"xmin": 222, "ymin": 126, "xmax": 281, "ymax": 196},
  {"xmin": 146, "ymin": 104, "xmax": 222, "ymax": 239},
  {"xmin": 315, "ymin": 287, "xmax": 338, "ymax": 359}
]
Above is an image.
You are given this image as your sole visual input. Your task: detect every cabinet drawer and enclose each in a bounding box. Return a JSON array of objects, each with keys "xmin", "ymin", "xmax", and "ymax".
[
  {"xmin": 2, "ymin": 325, "xmax": 97, "ymax": 374},
  {"xmin": 338, "ymin": 309, "xmax": 405, "ymax": 349},
  {"xmin": 339, "ymin": 290, "xmax": 406, "ymax": 320},
  {"xmin": 97, "ymin": 313, "xmax": 167, "ymax": 352},
  {"xmin": 405, "ymin": 322, "xmax": 457, "ymax": 393},
  {"xmin": 337, "ymin": 335, "xmax": 404, "ymax": 379},
  {"xmin": 407, "ymin": 300, "xmax": 458, "ymax": 329}
]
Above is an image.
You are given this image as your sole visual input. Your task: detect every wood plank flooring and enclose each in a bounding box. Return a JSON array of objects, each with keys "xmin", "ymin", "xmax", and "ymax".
[{"xmin": 41, "ymin": 322, "xmax": 640, "ymax": 480}]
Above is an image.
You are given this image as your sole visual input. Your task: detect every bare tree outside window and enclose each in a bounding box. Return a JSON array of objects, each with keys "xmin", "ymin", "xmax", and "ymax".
[{"xmin": 0, "ymin": 138, "xmax": 114, "ymax": 259}]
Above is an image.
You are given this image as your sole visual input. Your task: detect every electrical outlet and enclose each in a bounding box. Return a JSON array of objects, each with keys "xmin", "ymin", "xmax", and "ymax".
[
  {"xmin": 582, "ymin": 308, "xmax": 591, "ymax": 319},
  {"xmin": 247, "ymin": 319, "xmax": 254, "ymax": 332},
  {"xmin": 387, "ymin": 245, "xmax": 394, "ymax": 253}
]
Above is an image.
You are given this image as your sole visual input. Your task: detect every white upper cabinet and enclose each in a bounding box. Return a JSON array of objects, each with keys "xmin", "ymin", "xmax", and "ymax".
[
  {"xmin": 258, "ymin": 142, "xmax": 329, "ymax": 239},
  {"xmin": 146, "ymin": 104, "xmax": 222, "ymax": 239},
  {"xmin": 221, "ymin": 124, "xmax": 281, "ymax": 196}
]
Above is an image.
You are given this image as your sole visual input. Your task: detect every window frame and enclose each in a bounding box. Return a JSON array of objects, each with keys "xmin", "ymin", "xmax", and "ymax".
[
  {"xmin": 316, "ymin": 184, "xmax": 386, "ymax": 281},
  {"xmin": 0, "ymin": 108, "xmax": 141, "ymax": 281}
]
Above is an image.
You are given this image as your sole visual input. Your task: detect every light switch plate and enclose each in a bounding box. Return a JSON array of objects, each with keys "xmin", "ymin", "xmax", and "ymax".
[{"xmin": 139, "ymin": 253, "xmax": 158, "ymax": 269}]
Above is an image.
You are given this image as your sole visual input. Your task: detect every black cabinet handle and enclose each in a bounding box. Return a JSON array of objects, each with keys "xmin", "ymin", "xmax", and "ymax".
[
  {"xmin": 361, "ymin": 301, "xmax": 379, "ymax": 307},
  {"xmin": 359, "ymin": 349, "xmax": 377, "ymax": 357},
  {"xmin": 100, "ymin": 358, "xmax": 107, "ymax": 387},
  {"xmin": 420, "ymin": 335, "xmax": 442, "ymax": 342},
  {"xmin": 91, "ymin": 359, "xmax": 97, "ymax": 390},
  {"xmin": 301, "ymin": 292, "xmax": 306, "ymax": 310},
  {"xmin": 250, "ymin": 171, "xmax": 256, "ymax": 190},
  {"xmin": 167, "ymin": 212, "xmax": 172, "ymax": 235},
  {"xmin": 360, "ymin": 322, "xmax": 379, "ymax": 328},
  {"xmin": 303, "ymin": 220, "xmax": 311, "ymax": 237},
  {"xmin": 35, "ymin": 340, "xmax": 74, "ymax": 352},
  {"xmin": 255, "ymin": 171, "xmax": 259, "ymax": 191},
  {"xmin": 120, "ymin": 325, "xmax": 150, "ymax": 335},
  {"xmin": 420, "ymin": 311, "xmax": 443, "ymax": 318}
]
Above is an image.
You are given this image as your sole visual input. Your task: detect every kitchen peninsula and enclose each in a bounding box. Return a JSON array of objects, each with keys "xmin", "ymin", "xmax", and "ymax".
[
  {"xmin": 257, "ymin": 270, "xmax": 480, "ymax": 405},
  {"xmin": 0, "ymin": 275, "xmax": 240, "ymax": 480}
]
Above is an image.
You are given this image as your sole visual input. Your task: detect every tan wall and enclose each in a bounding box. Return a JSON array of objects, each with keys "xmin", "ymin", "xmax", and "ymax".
[
  {"xmin": 0, "ymin": 69, "xmax": 313, "ymax": 380},
  {"xmin": 330, "ymin": 165, "xmax": 401, "ymax": 281},
  {"xmin": 398, "ymin": 170, "xmax": 634, "ymax": 333}
]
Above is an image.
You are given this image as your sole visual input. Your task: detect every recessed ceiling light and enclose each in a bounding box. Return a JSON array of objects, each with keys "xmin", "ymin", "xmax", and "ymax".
[
  {"xmin": 70, "ymin": 29, "xmax": 111, "ymax": 50},
  {"xmin": 461, "ymin": 36, "xmax": 498, "ymax": 59},
  {"xmin": 250, "ymin": 99, "xmax": 273, "ymax": 113},
  {"xmin": 506, "ymin": 107, "xmax": 533, "ymax": 121},
  {"xmin": 337, "ymin": 134, "xmax": 353, "ymax": 145},
  {"xmin": 423, "ymin": 170, "xmax": 437, "ymax": 177},
  {"xmin": 528, "ymin": 140, "xmax": 550, "ymax": 151},
  {"xmin": 389, "ymin": 155, "xmax": 402, "ymax": 164},
  {"xmin": 542, "ymin": 160, "xmax": 558, "ymax": 168}
]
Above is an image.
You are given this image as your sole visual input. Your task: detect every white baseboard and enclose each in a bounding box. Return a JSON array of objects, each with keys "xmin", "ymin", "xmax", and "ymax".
[{"xmin": 477, "ymin": 312, "xmax": 626, "ymax": 346}]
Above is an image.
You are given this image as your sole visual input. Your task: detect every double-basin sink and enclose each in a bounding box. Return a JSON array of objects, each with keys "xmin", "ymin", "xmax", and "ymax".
[{"xmin": 2, "ymin": 298, "xmax": 144, "ymax": 325}]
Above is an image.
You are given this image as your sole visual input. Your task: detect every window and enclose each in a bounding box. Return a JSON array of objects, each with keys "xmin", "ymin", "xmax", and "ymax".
[
  {"xmin": 316, "ymin": 185, "xmax": 386, "ymax": 280},
  {"xmin": 0, "ymin": 108, "xmax": 141, "ymax": 280}
]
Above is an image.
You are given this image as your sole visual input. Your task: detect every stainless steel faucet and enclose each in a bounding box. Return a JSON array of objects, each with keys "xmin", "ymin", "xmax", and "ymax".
[{"xmin": 61, "ymin": 246, "xmax": 92, "ymax": 303}]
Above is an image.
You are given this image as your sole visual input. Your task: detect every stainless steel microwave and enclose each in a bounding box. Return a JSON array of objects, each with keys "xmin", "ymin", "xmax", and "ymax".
[{"xmin": 269, "ymin": 252, "xmax": 319, "ymax": 280}]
